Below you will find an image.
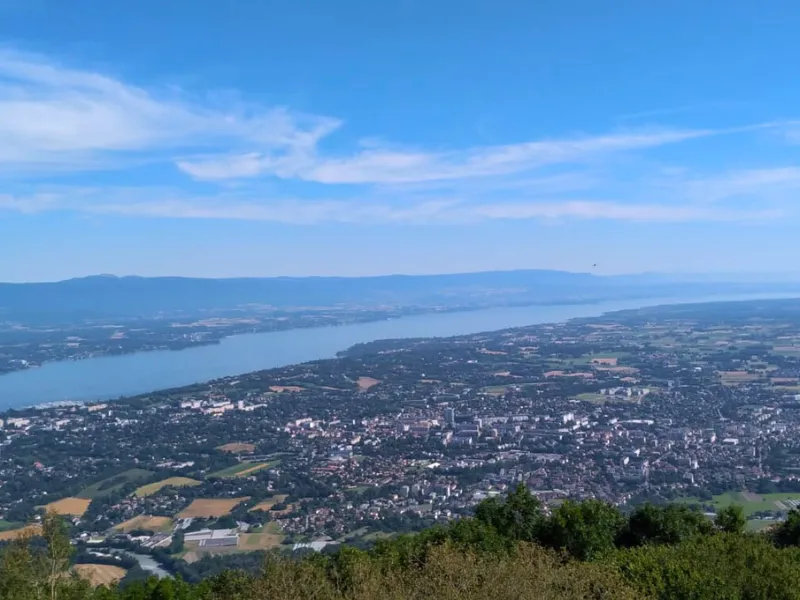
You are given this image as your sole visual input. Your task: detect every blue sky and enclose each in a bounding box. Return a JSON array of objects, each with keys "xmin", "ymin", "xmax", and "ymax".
[{"xmin": 1, "ymin": 0, "xmax": 800, "ymax": 281}]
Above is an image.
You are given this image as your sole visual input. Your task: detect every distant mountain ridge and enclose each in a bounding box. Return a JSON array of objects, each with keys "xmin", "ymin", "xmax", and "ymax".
[{"xmin": 2, "ymin": 270, "xmax": 800, "ymax": 323}]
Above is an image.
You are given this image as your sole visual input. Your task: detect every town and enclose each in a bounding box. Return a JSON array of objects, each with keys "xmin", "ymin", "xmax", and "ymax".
[
  {"xmin": 3, "ymin": 297, "xmax": 800, "ymax": 584},
  {"xmin": 0, "ymin": 303, "xmax": 458, "ymax": 375}
]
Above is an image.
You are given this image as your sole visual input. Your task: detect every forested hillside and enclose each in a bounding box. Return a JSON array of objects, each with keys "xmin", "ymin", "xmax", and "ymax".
[{"xmin": 6, "ymin": 487, "xmax": 800, "ymax": 599}]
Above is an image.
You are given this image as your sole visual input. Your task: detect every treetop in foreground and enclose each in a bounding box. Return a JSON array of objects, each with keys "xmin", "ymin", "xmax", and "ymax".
[{"xmin": 4, "ymin": 490, "xmax": 800, "ymax": 599}]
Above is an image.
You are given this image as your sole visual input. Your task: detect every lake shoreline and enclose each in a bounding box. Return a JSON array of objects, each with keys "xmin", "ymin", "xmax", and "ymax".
[
  {"xmin": 0, "ymin": 296, "xmax": 644, "ymax": 379},
  {"xmin": 2, "ymin": 292, "xmax": 799, "ymax": 410}
]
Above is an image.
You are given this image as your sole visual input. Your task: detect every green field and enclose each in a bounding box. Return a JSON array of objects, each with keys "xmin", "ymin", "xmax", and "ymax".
[
  {"xmin": 236, "ymin": 521, "xmax": 285, "ymax": 550},
  {"xmin": 340, "ymin": 526, "xmax": 395, "ymax": 544},
  {"xmin": 481, "ymin": 385, "xmax": 512, "ymax": 396},
  {"xmin": 361, "ymin": 531, "xmax": 396, "ymax": 542},
  {"xmin": 0, "ymin": 520, "xmax": 23, "ymax": 532},
  {"xmin": 209, "ymin": 461, "xmax": 276, "ymax": 478},
  {"xmin": 347, "ymin": 485, "xmax": 372, "ymax": 494},
  {"xmin": 678, "ymin": 491, "xmax": 800, "ymax": 517},
  {"xmin": 78, "ymin": 469, "xmax": 155, "ymax": 499},
  {"xmin": 248, "ymin": 522, "xmax": 283, "ymax": 535},
  {"xmin": 263, "ymin": 521, "xmax": 282, "ymax": 534},
  {"xmin": 772, "ymin": 347, "xmax": 800, "ymax": 357},
  {"xmin": 576, "ymin": 392, "xmax": 608, "ymax": 403},
  {"xmin": 746, "ymin": 519, "xmax": 780, "ymax": 532}
]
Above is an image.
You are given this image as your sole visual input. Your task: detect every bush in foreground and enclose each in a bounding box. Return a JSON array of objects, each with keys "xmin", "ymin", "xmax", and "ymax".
[{"xmin": 6, "ymin": 489, "xmax": 800, "ymax": 599}]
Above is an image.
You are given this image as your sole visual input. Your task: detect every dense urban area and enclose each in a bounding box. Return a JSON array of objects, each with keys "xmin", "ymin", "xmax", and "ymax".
[{"xmin": 5, "ymin": 297, "xmax": 800, "ymax": 591}]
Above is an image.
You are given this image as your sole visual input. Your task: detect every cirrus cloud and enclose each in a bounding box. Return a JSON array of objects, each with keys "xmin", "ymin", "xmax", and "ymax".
[
  {"xmin": 0, "ymin": 48, "xmax": 797, "ymax": 227},
  {"xmin": 0, "ymin": 47, "xmax": 340, "ymax": 172},
  {"xmin": 176, "ymin": 128, "xmax": 713, "ymax": 185},
  {"xmin": 0, "ymin": 187, "xmax": 782, "ymax": 225}
]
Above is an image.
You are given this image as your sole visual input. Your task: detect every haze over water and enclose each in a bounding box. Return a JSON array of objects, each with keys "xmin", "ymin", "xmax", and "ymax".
[{"xmin": 0, "ymin": 293, "xmax": 796, "ymax": 409}]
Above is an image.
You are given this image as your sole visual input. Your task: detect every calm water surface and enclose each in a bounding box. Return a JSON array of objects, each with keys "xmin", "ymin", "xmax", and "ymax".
[
  {"xmin": 108, "ymin": 551, "xmax": 170, "ymax": 579},
  {"xmin": 0, "ymin": 293, "xmax": 796, "ymax": 409}
]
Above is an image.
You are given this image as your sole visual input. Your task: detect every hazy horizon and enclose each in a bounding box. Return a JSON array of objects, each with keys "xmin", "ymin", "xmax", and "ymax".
[{"xmin": 5, "ymin": 268, "xmax": 800, "ymax": 286}]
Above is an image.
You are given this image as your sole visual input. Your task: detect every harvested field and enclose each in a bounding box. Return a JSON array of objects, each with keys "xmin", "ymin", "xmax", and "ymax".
[
  {"xmin": 114, "ymin": 515, "xmax": 173, "ymax": 533},
  {"xmin": 0, "ymin": 525, "xmax": 41, "ymax": 541},
  {"xmin": 210, "ymin": 461, "xmax": 273, "ymax": 478},
  {"xmin": 217, "ymin": 442, "xmax": 255, "ymax": 454},
  {"xmin": 720, "ymin": 371, "xmax": 760, "ymax": 385},
  {"xmin": 544, "ymin": 371, "xmax": 593, "ymax": 378},
  {"xmin": 135, "ymin": 477, "xmax": 201, "ymax": 497},
  {"xmin": 74, "ymin": 564, "xmax": 127, "ymax": 586},
  {"xmin": 234, "ymin": 463, "xmax": 271, "ymax": 477},
  {"xmin": 357, "ymin": 377, "xmax": 381, "ymax": 391},
  {"xmin": 776, "ymin": 385, "xmax": 800, "ymax": 392},
  {"xmin": 482, "ymin": 385, "xmax": 511, "ymax": 396},
  {"xmin": 43, "ymin": 497, "xmax": 91, "ymax": 516},
  {"xmin": 178, "ymin": 497, "xmax": 250, "ymax": 518},
  {"xmin": 269, "ymin": 386, "xmax": 304, "ymax": 393},
  {"xmin": 596, "ymin": 366, "xmax": 639, "ymax": 373},
  {"xmin": 249, "ymin": 494, "xmax": 289, "ymax": 512}
]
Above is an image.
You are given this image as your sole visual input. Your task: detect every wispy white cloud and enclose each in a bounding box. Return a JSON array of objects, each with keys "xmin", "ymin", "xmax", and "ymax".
[
  {"xmin": 780, "ymin": 124, "xmax": 800, "ymax": 144},
  {"xmin": 177, "ymin": 128, "xmax": 712, "ymax": 184},
  {"xmin": 371, "ymin": 171, "xmax": 604, "ymax": 196},
  {"xmin": 675, "ymin": 167, "xmax": 800, "ymax": 203},
  {"xmin": 0, "ymin": 49, "xmax": 797, "ymax": 228},
  {"xmin": 0, "ymin": 192, "xmax": 60, "ymax": 213},
  {"xmin": 0, "ymin": 186, "xmax": 781, "ymax": 225},
  {"xmin": 465, "ymin": 201, "xmax": 781, "ymax": 223},
  {"xmin": 87, "ymin": 198, "xmax": 783, "ymax": 224},
  {"xmin": 0, "ymin": 48, "xmax": 340, "ymax": 172},
  {"xmin": 614, "ymin": 101, "xmax": 749, "ymax": 123}
]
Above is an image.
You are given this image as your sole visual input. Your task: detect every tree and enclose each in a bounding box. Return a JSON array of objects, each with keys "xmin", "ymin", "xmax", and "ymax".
[
  {"xmin": 474, "ymin": 484, "xmax": 543, "ymax": 542},
  {"xmin": 170, "ymin": 530, "xmax": 185, "ymax": 554},
  {"xmin": 42, "ymin": 511, "xmax": 77, "ymax": 600},
  {"xmin": 619, "ymin": 503, "xmax": 714, "ymax": 547},
  {"xmin": 773, "ymin": 508, "xmax": 800, "ymax": 548},
  {"xmin": 215, "ymin": 516, "xmax": 237, "ymax": 530},
  {"xmin": 540, "ymin": 499, "xmax": 625, "ymax": 560},
  {"xmin": 715, "ymin": 505, "xmax": 746, "ymax": 534},
  {"xmin": 611, "ymin": 533, "xmax": 800, "ymax": 600},
  {"xmin": 0, "ymin": 531, "xmax": 39, "ymax": 600},
  {"xmin": 0, "ymin": 511, "xmax": 91, "ymax": 600}
]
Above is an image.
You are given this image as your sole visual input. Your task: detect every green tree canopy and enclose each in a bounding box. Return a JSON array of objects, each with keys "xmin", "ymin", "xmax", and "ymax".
[
  {"xmin": 619, "ymin": 503, "xmax": 714, "ymax": 547},
  {"xmin": 473, "ymin": 484, "xmax": 543, "ymax": 542},
  {"xmin": 540, "ymin": 499, "xmax": 625, "ymax": 560}
]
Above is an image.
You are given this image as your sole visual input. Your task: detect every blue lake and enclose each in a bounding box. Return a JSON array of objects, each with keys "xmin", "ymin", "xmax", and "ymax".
[{"xmin": 0, "ymin": 292, "xmax": 797, "ymax": 409}]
